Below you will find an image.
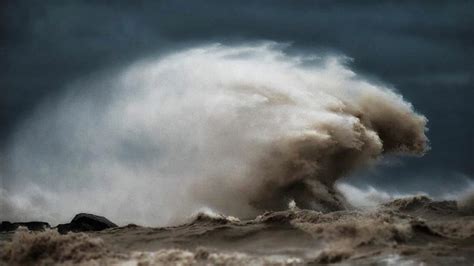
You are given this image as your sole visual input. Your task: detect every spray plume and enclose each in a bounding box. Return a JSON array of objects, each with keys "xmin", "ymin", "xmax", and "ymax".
[{"xmin": 1, "ymin": 43, "xmax": 428, "ymax": 225}]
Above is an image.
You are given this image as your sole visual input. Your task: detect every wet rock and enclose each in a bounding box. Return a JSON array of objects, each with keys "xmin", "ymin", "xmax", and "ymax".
[
  {"xmin": 0, "ymin": 221, "xmax": 50, "ymax": 232},
  {"xmin": 57, "ymin": 213, "xmax": 117, "ymax": 234},
  {"xmin": 190, "ymin": 213, "xmax": 231, "ymax": 225}
]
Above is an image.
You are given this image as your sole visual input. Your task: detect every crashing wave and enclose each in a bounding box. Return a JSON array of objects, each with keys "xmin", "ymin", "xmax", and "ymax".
[{"xmin": 2, "ymin": 43, "xmax": 428, "ymax": 225}]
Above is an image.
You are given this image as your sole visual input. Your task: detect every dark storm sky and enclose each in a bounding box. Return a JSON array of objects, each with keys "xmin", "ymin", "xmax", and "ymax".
[{"xmin": 1, "ymin": 0, "xmax": 473, "ymax": 193}]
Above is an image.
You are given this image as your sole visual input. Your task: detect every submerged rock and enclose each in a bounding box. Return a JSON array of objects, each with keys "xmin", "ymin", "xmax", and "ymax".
[
  {"xmin": 57, "ymin": 213, "xmax": 117, "ymax": 234},
  {"xmin": 0, "ymin": 221, "xmax": 51, "ymax": 232}
]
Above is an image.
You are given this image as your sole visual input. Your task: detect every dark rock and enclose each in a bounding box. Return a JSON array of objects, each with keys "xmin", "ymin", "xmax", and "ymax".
[
  {"xmin": 0, "ymin": 221, "xmax": 16, "ymax": 232},
  {"xmin": 57, "ymin": 213, "xmax": 117, "ymax": 234},
  {"xmin": 190, "ymin": 213, "xmax": 230, "ymax": 225},
  {"xmin": 0, "ymin": 221, "xmax": 51, "ymax": 232},
  {"xmin": 124, "ymin": 223, "xmax": 139, "ymax": 228}
]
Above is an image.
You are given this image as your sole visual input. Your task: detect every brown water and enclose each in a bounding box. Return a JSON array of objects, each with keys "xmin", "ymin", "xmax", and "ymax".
[{"xmin": 1, "ymin": 196, "xmax": 473, "ymax": 265}]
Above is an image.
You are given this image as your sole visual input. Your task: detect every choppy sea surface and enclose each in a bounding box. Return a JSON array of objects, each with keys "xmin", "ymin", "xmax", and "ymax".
[{"xmin": 1, "ymin": 196, "xmax": 473, "ymax": 265}]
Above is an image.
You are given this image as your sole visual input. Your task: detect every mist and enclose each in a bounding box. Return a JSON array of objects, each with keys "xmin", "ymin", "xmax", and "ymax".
[{"xmin": 1, "ymin": 43, "xmax": 428, "ymax": 226}]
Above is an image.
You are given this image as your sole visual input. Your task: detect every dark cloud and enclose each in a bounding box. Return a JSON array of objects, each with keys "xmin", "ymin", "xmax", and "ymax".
[{"xmin": 1, "ymin": 0, "xmax": 472, "ymax": 190}]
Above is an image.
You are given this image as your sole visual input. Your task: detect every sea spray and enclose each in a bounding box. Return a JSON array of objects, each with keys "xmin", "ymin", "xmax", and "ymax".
[{"xmin": 1, "ymin": 43, "xmax": 428, "ymax": 225}]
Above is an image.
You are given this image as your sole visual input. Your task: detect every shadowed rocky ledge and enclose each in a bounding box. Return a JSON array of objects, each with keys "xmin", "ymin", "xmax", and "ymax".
[
  {"xmin": 56, "ymin": 213, "xmax": 118, "ymax": 234},
  {"xmin": 0, "ymin": 222, "xmax": 50, "ymax": 232},
  {"xmin": 1, "ymin": 213, "xmax": 117, "ymax": 234}
]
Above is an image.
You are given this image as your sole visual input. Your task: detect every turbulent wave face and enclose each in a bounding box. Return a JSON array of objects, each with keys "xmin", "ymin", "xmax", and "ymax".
[{"xmin": 1, "ymin": 44, "xmax": 428, "ymax": 225}]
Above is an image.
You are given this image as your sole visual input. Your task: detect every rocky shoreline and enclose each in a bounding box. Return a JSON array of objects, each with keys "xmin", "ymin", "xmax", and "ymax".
[{"xmin": 1, "ymin": 213, "xmax": 117, "ymax": 234}]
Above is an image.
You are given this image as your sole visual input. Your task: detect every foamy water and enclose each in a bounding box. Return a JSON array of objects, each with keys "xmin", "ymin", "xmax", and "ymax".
[{"xmin": 1, "ymin": 196, "xmax": 473, "ymax": 265}]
